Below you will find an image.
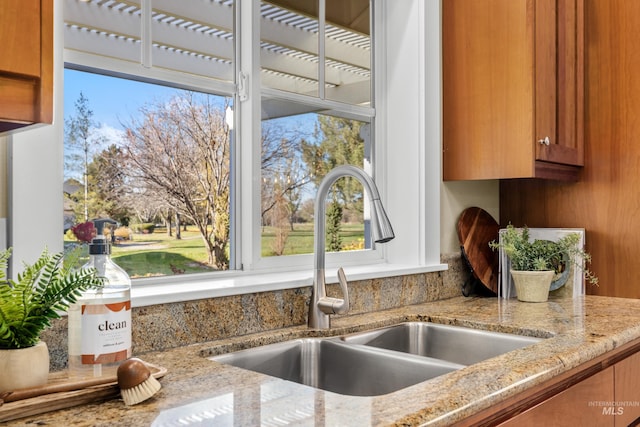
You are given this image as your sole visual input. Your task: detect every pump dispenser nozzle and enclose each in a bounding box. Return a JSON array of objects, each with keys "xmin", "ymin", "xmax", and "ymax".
[{"xmin": 89, "ymin": 218, "xmax": 118, "ymax": 255}]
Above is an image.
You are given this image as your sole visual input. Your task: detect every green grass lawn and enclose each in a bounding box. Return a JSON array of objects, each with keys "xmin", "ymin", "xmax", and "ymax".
[
  {"xmin": 111, "ymin": 227, "xmax": 211, "ymax": 277},
  {"xmin": 67, "ymin": 223, "xmax": 365, "ymax": 278},
  {"xmin": 260, "ymin": 223, "xmax": 364, "ymax": 256}
]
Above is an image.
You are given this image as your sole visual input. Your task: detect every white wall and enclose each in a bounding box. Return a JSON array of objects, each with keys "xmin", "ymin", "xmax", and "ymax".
[
  {"xmin": 440, "ymin": 181, "xmax": 500, "ymax": 254},
  {"xmin": 7, "ymin": 0, "xmax": 64, "ymax": 274}
]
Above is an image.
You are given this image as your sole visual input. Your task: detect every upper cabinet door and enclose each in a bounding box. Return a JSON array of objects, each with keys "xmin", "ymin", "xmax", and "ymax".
[
  {"xmin": 0, "ymin": 0, "xmax": 53, "ymax": 134},
  {"xmin": 0, "ymin": 0, "xmax": 41, "ymax": 77},
  {"xmin": 536, "ymin": 0, "xmax": 584, "ymax": 168},
  {"xmin": 443, "ymin": 0, "xmax": 584, "ymax": 181}
]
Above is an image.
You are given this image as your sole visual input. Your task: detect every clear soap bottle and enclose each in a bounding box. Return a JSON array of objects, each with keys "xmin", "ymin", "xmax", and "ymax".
[{"xmin": 68, "ymin": 219, "xmax": 132, "ymax": 378}]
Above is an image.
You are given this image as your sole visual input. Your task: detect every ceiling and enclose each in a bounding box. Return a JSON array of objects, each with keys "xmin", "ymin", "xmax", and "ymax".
[
  {"xmin": 266, "ymin": 0, "xmax": 370, "ymax": 35},
  {"xmin": 64, "ymin": 0, "xmax": 371, "ymax": 116}
]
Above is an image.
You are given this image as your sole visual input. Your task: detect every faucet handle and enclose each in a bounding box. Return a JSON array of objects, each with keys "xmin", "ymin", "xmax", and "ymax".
[
  {"xmin": 317, "ymin": 267, "xmax": 350, "ymax": 315},
  {"xmin": 334, "ymin": 267, "xmax": 350, "ymax": 314}
]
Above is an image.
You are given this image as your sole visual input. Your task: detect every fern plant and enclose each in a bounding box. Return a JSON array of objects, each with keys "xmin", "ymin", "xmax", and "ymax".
[{"xmin": 0, "ymin": 248, "xmax": 104, "ymax": 349}]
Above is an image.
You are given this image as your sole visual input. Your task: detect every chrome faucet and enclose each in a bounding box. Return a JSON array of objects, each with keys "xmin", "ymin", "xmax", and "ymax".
[{"xmin": 308, "ymin": 165, "xmax": 395, "ymax": 329}]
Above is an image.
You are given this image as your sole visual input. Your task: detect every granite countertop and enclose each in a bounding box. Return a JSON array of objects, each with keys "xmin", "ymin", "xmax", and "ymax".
[{"xmin": 5, "ymin": 295, "xmax": 640, "ymax": 426}]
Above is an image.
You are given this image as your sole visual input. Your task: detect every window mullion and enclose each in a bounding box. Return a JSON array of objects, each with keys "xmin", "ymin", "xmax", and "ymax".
[
  {"xmin": 141, "ymin": 0, "xmax": 152, "ymax": 67},
  {"xmin": 239, "ymin": 0, "xmax": 263, "ymax": 272},
  {"xmin": 318, "ymin": 0, "xmax": 326, "ymax": 99}
]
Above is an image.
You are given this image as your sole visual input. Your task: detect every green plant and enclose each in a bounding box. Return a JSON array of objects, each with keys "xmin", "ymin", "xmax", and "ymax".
[
  {"xmin": 132, "ymin": 223, "xmax": 156, "ymax": 234},
  {"xmin": 0, "ymin": 248, "xmax": 104, "ymax": 349},
  {"xmin": 489, "ymin": 224, "xmax": 598, "ymax": 286},
  {"xmin": 327, "ymin": 200, "xmax": 343, "ymax": 252}
]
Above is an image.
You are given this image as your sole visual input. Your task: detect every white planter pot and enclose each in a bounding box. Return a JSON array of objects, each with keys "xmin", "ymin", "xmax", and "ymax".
[
  {"xmin": 0, "ymin": 341, "xmax": 49, "ymax": 393},
  {"xmin": 511, "ymin": 270, "xmax": 554, "ymax": 302}
]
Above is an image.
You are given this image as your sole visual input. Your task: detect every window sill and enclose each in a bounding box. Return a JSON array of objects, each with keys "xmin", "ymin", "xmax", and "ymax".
[{"xmin": 131, "ymin": 262, "xmax": 448, "ymax": 307}]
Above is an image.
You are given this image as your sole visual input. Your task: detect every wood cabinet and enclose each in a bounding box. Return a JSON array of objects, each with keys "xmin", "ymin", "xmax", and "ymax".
[
  {"xmin": 500, "ymin": 351, "xmax": 640, "ymax": 426},
  {"xmin": 0, "ymin": 0, "xmax": 53, "ymax": 134},
  {"xmin": 457, "ymin": 338, "xmax": 640, "ymax": 427},
  {"xmin": 614, "ymin": 351, "xmax": 640, "ymax": 426},
  {"xmin": 498, "ymin": 367, "xmax": 615, "ymax": 427},
  {"xmin": 499, "ymin": 0, "xmax": 640, "ymax": 299},
  {"xmin": 443, "ymin": 0, "xmax": 584, "ymax": 181}
]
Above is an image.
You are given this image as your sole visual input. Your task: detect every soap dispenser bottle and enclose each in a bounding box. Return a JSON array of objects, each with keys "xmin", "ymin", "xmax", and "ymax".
[{"xmin": 68, "ymin": 218, "xmax": 132, "ymax": 378}]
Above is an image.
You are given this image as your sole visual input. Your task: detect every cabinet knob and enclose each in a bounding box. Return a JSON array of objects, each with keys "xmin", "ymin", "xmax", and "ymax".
[{"xmin": 538, "ymin": 136, "xmax": 551, "ymax": 146}]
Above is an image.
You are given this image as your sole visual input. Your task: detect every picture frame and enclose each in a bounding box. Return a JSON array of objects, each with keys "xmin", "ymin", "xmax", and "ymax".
[{"xmin": 497, "ymin": 228, "xmax": 586, "ymax": 300}]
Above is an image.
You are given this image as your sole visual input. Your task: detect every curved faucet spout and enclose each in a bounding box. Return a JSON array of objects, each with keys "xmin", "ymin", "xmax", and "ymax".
[{"xmin": 308, "ymin": 165, "xmax": 395, "ymax": 329}]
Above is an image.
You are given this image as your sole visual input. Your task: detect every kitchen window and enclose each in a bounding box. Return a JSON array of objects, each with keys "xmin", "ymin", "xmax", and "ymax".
[{"xmin": 9, "ymin": 0, "xmax": 444, "ymax": 305}]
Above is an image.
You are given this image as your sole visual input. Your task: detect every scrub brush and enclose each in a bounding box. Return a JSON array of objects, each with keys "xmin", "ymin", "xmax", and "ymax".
[{"xmin": 117, "ymin": 358, "xmax": 162, "ymax": 405}]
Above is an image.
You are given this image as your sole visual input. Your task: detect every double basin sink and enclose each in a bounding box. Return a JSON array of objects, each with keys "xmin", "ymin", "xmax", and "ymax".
[{"xmin": 210, "ymin": 322, "xmax": 542, "ymax": 396}]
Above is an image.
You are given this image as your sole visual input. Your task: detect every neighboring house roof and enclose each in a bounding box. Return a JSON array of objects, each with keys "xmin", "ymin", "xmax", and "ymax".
[
  {"xmin": 63, "ymin": 179, "xmax": 81, "ymax": 196},
  {"xmin": 63, "ymin": 180, "xmax": 80, "ymax": 229}
]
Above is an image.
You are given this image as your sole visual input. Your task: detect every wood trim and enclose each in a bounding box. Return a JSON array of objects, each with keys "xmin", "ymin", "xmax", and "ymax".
[
  {"xmin": 38, "ymin": 0, "xmax": 54, "ymax": 125},
  {"xmin": 533, "ymin": 160, "xmax": 580, "ymax": 181},
  {"xmin": 534, "ymin": 0, "xmax": 557, "ymax": 161},
  {"xmin": 0, "ymin": 76, "xmax": 37, "ymax": 120},
  {"xmin": 453, "ymin": 337, "xmax": 640, "ymax": 426},
  {"xmin": 575, "ymin": 0, "xmax": 585, "ymax": 164},
  {"xmin": 536, "ymin": 0, "xmax": 584, "ymax": 167}
]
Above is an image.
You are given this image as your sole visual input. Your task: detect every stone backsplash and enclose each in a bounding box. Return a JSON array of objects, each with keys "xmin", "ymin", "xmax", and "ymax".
[{"xmin": 42, "ymin": 253, "xmax": 469, "ymax": 371}]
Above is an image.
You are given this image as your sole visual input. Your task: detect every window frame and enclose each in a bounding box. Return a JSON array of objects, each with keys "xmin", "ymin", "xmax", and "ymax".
[
  {"xmin": 7, "ymin": 0, "xmax": 446, "ymax": 307},
  {"xmin": 244, "ymin": 0, "xmax": 383, "ymax": 274},
  {"xmin": 251, "ymin": 90, "xmax": 381, "ymax": 274}
]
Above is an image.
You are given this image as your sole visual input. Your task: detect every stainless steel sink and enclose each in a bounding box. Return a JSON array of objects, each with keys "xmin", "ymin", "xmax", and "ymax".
[
  {"xmin": 340, "ymin": 322, "xmax": 542, "ymax": 365},
  {"xmin": 210, "ymin": 322, "xmax": 543, "ymax": 396},
  {"xmin": 211, "ymin": 337, "xmax": 463, "ymax": 396}
]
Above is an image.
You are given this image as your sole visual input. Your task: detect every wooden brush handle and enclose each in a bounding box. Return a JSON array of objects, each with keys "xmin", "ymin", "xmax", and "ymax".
[
  {"xmin": 3, "ymin": 376, "xmax": 117, "ymax": 403},
  {"xmin": 0, "ymin": 361, "xmax": 164, "ymax": 406}
]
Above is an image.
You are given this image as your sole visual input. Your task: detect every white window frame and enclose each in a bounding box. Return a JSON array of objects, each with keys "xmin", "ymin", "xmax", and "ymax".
[{"xmin": 8, "ymin": 0, "xmax": 445, "ymax": 307}]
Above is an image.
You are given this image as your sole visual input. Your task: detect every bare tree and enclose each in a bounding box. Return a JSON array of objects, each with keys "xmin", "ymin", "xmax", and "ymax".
[
  {"xmin": 260, "ymin": 124, "xmax": 313, "ymax": 232},
  {"xmin": 160, "ymin": 208, "xmax": 182, "ymax": 239},
  {"xmin": 126, "ymin": 188, "xmax": 164, "ymax": 225},
  {"xmin": 268, "ymin": 191, "xmax": 290, "ymax": 256},
  {"xmin": 122, "ymin": 93, "xmax": 231, "ymax": 269},
  {"xmin": 65, "ymin": 92, "xmax": 106, "ymax": 221}
]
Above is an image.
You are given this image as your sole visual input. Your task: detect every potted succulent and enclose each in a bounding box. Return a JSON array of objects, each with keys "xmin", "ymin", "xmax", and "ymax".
[
  {"xmin": 489, "ymin": 225, "xmax": 598, "ymax": 302},
  {"xmin": 0, "ymin": 247, "xmax": 103, "ymax": 392}
]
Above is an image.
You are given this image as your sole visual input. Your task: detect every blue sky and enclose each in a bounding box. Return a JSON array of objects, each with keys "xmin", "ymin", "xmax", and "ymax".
[
  {"xmin": 63, "ymin": 68, "xmax": 237, "ymax": 162},
  {"xmin": 63, "ymin": 69, "xmax": 192, "ymax": 181},
  {"xmin": 64, "ymin": 68, "xmax": 181, "ymax": 131},
  {"xmin": 64, "ymin": 68, "xmax": 316, "ymax": 131},
  {"xmin": 64, "ymin": 68, "xmax": 320, "ymax": 178},
  {"xmin": 63, "ymin": 68, "xmax": 350, "ymax": 202}
]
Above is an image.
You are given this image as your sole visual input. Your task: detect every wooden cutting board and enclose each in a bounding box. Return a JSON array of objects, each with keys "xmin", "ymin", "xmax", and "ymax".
[
  {"xmin": 0, "ymin": 361, "xmax": 166, "ymax": 422},
  {"xmin": 457, "ymin": 207, "xmax": 500, "ymax": 295}
]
